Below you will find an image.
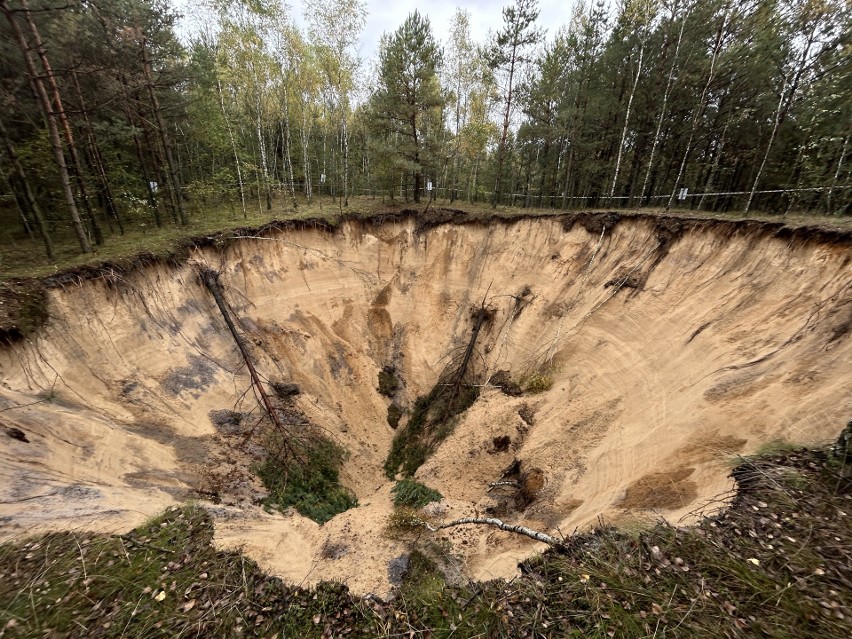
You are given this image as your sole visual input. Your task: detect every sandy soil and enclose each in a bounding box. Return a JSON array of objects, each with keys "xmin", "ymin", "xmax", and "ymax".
[{"xmin": 1, "ymin": 215, "xmax": 849, "ymax": 597}]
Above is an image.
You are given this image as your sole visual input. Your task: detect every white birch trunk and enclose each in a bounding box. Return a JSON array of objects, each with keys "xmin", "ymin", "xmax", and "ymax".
[
  {"xmin": 667, "ymin": 8, "xmax": 729, "ymax": 210},
  {"xmin": 216, "ymin": 77, "xmax": 247, "ymax": 218},
  {"xmin": 609, "ymin": 43, "xmax": 644, "ymax": 204},
  {"xmin": 640, "ymin": 9, "xmax": 687, "ymax": 205}
]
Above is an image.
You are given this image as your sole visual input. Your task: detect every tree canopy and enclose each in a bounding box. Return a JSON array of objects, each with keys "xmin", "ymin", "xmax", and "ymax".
[{"xmin": 1, "ymin": 0, "xmax": 849, "ymax": 259}]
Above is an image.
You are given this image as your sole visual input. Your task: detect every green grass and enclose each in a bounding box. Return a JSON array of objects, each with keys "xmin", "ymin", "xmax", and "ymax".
[
  {"xmin": 1, "ymin": 445, "xmax": 850, "ymax": 637},
  {"xmin": 0, "ymin": 194, "xmax": 370, "ymax": 281},
  {"xmin": 391, "ymin": 478, "xmax": 443, "ymax": 509},
  {"xmin": 257, "ymin": 435, "xmax": 357, "ymax": 525},
  {"xmin": 0, "ymin": 505, "xmax": 370, "ymax": 638},
  {"xmin": 3, "ymin": 192, "xmax": 849, "ymax": 282}
]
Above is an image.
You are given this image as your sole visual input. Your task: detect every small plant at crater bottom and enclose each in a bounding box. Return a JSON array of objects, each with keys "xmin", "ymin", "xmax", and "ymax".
[
  {"xmin": 523, "ymin": 372, "xmax": 553, "ymax": 394},
  {"xmin": 378, "ymin": 366, "xmax": 399, "ymax": 396},
  {"xmin": 385, "ymin": 507, "xmax": 428, "ymax": 537},
  {"xmin": 392, "ymin": 478, "xmax": 443, "ymax": 509}
]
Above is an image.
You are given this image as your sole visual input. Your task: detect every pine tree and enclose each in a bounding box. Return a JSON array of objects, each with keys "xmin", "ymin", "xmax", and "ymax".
[
  {"xmin": 488, "ymin": 0, "xmax": 544, "ymax": 208},
  {"xmin": 369, "ymin": 11, "xmax": 444, "ymax": 204}
]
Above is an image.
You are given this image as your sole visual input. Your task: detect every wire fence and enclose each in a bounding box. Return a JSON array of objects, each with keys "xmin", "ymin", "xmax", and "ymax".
[{"xmin": 311, "ymin": 183, "xmax": 852, "ymax": 215}]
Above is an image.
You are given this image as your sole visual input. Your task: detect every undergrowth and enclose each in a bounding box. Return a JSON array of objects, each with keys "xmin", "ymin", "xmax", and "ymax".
[
  {"xmin": 391, "ymin": 478, "xmax": 443, "ymax": 509},
  {"xmin": 0, "ymin": 506, "xmax": 369, "ymax": 638},
  {"xmin": 1, "ymin": 444, "xmax": 849, "ymax": 637},
  {"xmin": 257, "ymin": 435, "xmax": 357, "ymax": 524}
]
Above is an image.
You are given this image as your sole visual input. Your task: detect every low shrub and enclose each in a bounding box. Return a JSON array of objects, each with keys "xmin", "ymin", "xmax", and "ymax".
[
  {"xmin": 523, "ymin": 372, "xmax": 553, "ymax": 394},
  {"xmin": 391, "ymin": 478, "xmax": 443, "ymax": 509},
  {"xmin": 258, "ymin": 436, "xmax": 357, "ymax": 524}
]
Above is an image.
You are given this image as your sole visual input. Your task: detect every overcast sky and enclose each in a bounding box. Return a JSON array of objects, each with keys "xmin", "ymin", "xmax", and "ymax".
[
  {"xmin": 178, "ymin": 1, "xmax": 597, "ymax": 61},
  {"xmin": 347, "ymin": 0, "xmax": 582, "ymax": 59}
]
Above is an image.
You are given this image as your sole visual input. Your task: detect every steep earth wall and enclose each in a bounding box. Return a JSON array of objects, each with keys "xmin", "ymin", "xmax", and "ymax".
[{"xmin": 0, "ymin": 214, "xmax": 849, "ymax": 596}]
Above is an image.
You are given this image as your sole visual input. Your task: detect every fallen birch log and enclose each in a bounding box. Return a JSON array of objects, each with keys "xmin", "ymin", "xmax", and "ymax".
[{"xmin": 426, "ymin": 517, "xmax": 565, "ymax": 548}]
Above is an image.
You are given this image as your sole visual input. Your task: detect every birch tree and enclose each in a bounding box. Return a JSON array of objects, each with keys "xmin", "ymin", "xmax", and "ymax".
[
  {"xmin": 744, "ymin": 0, "xmax": 845, "ymax": 212},
  {"xmin": 304, "ymin": 0, "xmax": 366, "ymax": 207},
  {"xmin": 608, "ymin": 0, "xmax": 659, "ymax": 205}
]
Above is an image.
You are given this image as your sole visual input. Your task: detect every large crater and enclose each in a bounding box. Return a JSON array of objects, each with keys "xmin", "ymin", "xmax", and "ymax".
[{"xmin": 1, "ymin": 213, "xmax": 850, "ymax": 596}]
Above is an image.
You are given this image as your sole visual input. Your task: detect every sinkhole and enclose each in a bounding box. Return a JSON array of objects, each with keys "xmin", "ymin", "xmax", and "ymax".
[{"xmin": 1, "ymin": 212, "xmax": 850, "ymax": 596}]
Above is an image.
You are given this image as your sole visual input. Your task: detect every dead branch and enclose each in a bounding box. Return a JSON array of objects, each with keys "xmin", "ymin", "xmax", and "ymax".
[
  {"xmin": 487, "ymin": 480, "xmax": 518, "ymax": 492},
  {"xmin": 426, "ymin": 516, "xmax": 564, "ymax": 548}
]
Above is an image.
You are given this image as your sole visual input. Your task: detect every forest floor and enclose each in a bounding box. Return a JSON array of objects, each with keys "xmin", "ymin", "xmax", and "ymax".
[
  {"xmin": 2, "ymin": 194, "xmax": 850, "ymax": 281},
  {"xmin": 1, "ymin": 444, "xmax": 849, "ymax": 638}
]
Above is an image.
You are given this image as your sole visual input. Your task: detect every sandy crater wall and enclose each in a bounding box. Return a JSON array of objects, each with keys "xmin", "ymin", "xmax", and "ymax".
[{"xmin": 0, "ymin": 215, "xmax": 850, "ymax": 596}]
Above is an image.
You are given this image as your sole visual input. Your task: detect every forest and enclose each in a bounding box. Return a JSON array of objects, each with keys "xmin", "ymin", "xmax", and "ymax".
[{"xmin": 1, "ymin": 0, "xmax": 849, "ymax": 260}]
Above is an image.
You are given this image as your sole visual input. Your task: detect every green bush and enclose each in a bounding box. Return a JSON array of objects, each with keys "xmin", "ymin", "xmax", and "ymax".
[
  {"xmin": 385, "ymin": 507, "xmax": 428, "ymax": 537},
  {"xmin": 391, "ymin": 479, "xmax": 443, "ymax": 509},
  {"xmin": 258, "ymin": 437, "xmax": 357, "ymax": 524}
]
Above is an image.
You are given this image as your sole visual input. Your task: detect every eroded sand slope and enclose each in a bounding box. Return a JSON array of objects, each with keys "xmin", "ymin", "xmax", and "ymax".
[{"xmin": 1, "ymin": 214, "xmax": 849, "ymax": 596}]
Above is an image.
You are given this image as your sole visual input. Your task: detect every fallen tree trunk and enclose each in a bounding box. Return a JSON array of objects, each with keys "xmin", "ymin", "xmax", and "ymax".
[
  {"xmin": 197, "ymin": 267, "xmax": 294, "ymax": 454},
  {"xmin": 426, "ymin": 517, "xmax": 564, "ymax": 548}
]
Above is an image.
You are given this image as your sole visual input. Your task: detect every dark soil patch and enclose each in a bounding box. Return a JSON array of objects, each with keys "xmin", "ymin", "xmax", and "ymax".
[
  {"xmin": 491, "ymin": 370, "xmax": 522, "ymax": 396},
  {"xmin": 377, "ymin": 365, "xmax": 399, "ymax": 396},
  {"xmin": 161, "ymin": 355, "xmax": 217, "ymax": 396},
  {"xmin": 0, "ymin": 280, "xmax": 47, "ymax": 342},
  {"xmin": 620, "ymin": 467, "xmax": 698, "ymax": 510},
  {"xmin": 208, "ymin": 409, "xmax": 249, "ymax": 435}
]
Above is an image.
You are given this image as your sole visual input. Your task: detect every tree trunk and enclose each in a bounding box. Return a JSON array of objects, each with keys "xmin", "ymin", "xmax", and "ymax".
[
  {"xmin": 198, "ymin": 267, "xmax": 298, "ymax": 461},
  {"xmin": 300, "ymin": 100, "xmax": 313, "ymax": 201},
  {"xmin": 142, "ymin": 36, "xmax": 188, "ymax": 225},
  {"xmin": 427, "ymin": 517, "xmax": 564, "ymax": 548},
  {"xmin": 667, "ymin": 8, "xmax": 729, "ymax": 210},
  {"xmin": 493, "ymin": 46, "xmax": 518, "ymax": 208},
  {"xmin": 1, "ymin": 0, "xmax": 90, "ymax": 253},
  {"xmin": 411, "ymin": 112, "xmax": 421, "ymax": 204},
  {"xmin": 117, "ymin": 76, "xmax": 162, "ymax": 226},
  {"xmin": 609, "ymin": 43, "xmax": 644, "ymax": 205},
  {"xmin": 342, "ymin": 104, "xmax": 349, "ymax": 207},
  {"xmin": 641, "ymin": 8, "xmax": 687, "ymax": 204},
  {"xmin": 72, "ymin": 68, "xmax": 123, "ymax": 234},
  {"xmin": 282, "ymin": 87, "xmax": 297, "ymax": 209},
  {"xmin": 698, "ymin": 109, "xmax": 732, "ymax": 210},
  {"xmin": 21, "ymin": 0, "xmax": 102, "ymax": 245},
  {"xmin": 216, "ymin": 77, "xmax": 247, "ymax": 219},
  {"xmin": 745, "ymin": 25, "xmax": 817, "ymax": 213},
  {"xmin": 0, "ymin": 115, "xmax": 54, "ymax": 259},
  {"xmin": 249, "ymin": 61, "xmax": 272, "ymax": 212},
  {"xmin": 825, "ymin": 134, "xmax": 848, "ymax": 215}
]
